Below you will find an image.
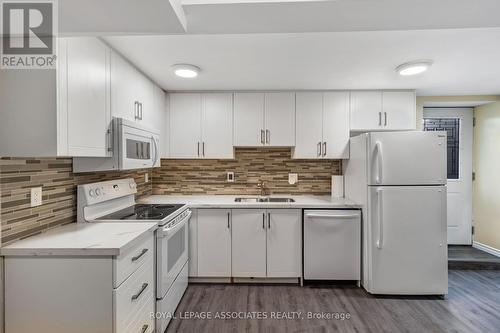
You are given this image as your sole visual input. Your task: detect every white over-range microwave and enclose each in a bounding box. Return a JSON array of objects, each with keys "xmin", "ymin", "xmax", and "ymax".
[{"xmin": 73, "ymin": 118, "xmax": 160, "ymax": 173}]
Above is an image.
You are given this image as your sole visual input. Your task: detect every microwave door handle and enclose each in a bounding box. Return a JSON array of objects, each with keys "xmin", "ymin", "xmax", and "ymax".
[{"xmin": 152, "ymin": 136, "xmax": 158, "ymax": 166}]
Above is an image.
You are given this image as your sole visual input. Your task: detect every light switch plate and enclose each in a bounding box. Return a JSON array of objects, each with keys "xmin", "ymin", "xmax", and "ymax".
[
  {"xmin": 31, "ymin": 187, "xmax": 42, "ymax": 207},
  {"xmin": 227, "ymin": 172, "xmax": 235, "ymax": 182},
  {"xmin": 145, "ymin": 173, "xmax": 149, "ymax": 183},
  {"xmin": 288, "ymin": 173, "xmax": 298, "ymax": 185}
]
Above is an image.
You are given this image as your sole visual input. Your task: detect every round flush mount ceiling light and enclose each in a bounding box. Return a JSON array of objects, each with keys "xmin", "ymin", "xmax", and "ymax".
[
  {"xmin": 172, "ymin": 64, "xmax": 201, "ymax": 78},
  {"xmin": 395, "ymin": 60, "xmax": 433, "ymax": 76}
]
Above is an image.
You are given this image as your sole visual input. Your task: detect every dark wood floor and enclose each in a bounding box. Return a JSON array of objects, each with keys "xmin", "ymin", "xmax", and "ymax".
[
  {"xmin": 166, "ymin": 270, "xmax": 500, "ymax": 333},
  {"xmin": 448, "ymin": 246, "xmax": 500, "ymax": 269}
]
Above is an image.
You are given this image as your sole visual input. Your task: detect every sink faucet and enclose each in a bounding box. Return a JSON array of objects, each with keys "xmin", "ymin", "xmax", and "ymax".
[{"xmin": 257, "ymin": 181, "xmax": 270, "ymax": 196}]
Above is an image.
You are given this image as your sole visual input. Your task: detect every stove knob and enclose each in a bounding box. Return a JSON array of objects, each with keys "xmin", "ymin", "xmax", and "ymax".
[
  {"xmin": 95, "ymin": 188, "xmax": 101, "ymax": 196},
  {"xmin": 89, "ymin": 189, "xmax": 95, "ymax": 197}
]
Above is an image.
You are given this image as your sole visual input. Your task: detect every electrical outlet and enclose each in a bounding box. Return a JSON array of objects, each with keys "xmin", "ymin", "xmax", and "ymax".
[
  {"xmin": 227, "ymin": 172, "xmax": 235, "ymax": 182},
  {"xmin": 288, "ymin": 173, "xmax": 298, "ymax": 185},
  {"xmin": 145, "ymin": 173, "xmax": 149, "ymax": 183},
  {"xmin": 31, "ymin": 187, "xmax": 42, "ymax": 207}
]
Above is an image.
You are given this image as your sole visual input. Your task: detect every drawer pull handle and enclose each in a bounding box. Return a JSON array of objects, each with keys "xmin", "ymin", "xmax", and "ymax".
[
  {"xmin": 141, "ymin": 324, "xmax": 149, "ymax": 333},
  {"xmin": 131, "ymin": 248, "xmax": 148, "ymax": 262},
  {"xmin": 131, "ymin": 283, "xmax": 148, "ymax": 301}
]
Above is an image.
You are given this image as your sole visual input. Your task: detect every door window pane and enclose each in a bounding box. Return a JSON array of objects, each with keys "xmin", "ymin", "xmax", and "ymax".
[{"xmin": 423, "ymin": 118, "xmax": 460, "ymax": 179}]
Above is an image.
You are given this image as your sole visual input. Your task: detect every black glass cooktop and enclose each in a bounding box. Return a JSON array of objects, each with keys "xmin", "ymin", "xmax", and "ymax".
[{"xmin": 96, "ymin": 204, "xmax": 185, "ymax": 221}]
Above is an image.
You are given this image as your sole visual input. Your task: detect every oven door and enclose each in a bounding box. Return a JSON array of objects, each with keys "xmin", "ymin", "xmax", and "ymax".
[
  {"xmin": 118, "ymin": 122, "xmax": 160, "ymax": 170},
  {"xmin": 156, "ymin": 210, "xmax": 191, "ymax": 298}
]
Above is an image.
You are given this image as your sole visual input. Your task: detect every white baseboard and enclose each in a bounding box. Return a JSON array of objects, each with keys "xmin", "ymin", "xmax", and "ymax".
[{"xmin": 473, "ymin": 241, "xmax": 500, "ymax": 258}]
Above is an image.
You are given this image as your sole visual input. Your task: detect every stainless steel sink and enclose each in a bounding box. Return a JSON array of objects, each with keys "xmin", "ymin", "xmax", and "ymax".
[{"xmin": 234, "ymin": 197, "xmax": 295, "ymax": 203}]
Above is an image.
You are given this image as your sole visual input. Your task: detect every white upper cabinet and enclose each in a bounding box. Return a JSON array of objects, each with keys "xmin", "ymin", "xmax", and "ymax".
[
  {"xmin": 63, "ymin": 38, "xmax": 111, "ymax": 157},
  {"xmin": 168, "ymin": 93, "xmax": 234, "ymax": 159},
  {"xmin": 264, "ymin": 92, "xmax": 295, "ymax": 146},
  {"xmin": 202, "ymin": 93, "xmax": 234, "ymax": 158},
  {"xmin": 169, "ymin": 93, "xmax": 202, "ymax": 158},
  {"xmin": 382, "ymin": 91, "xmax": 416, "ymax": 130},
  {"xmin": 322, "ymin": 91, "xmax": 350, "ymax": 159},
  {"xmin": 233, "ymin": 92, "xmax": 265, "ymax": 146},
  {"xmin": 234, "ymin": 92, "xmax": 295, "ymax": 147},
  {"xmin": 295, "ymin": 92, "xmax": 323, "ymax": 158},
  {"xmin": 350, "ymin": 91, "xmax": 416, "ymax": 131},
  {"xmin": 295, "ymin": 92, "xmax": 349, "ymax": 159}
]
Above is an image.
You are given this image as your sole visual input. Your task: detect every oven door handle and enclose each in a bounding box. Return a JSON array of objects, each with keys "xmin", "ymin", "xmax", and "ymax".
[{"xmin": 158, "ymin": 210, "xmax": 192, "ymax": 238}]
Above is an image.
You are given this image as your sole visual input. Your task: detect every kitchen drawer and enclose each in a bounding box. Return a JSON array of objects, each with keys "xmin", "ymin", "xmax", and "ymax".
[
  {"xmin": 114, "ymin": 235, "xmax": 154, "ymax": 287},
  {"xmin": 114, "ymin": 257, "xmax": 154, "ymax": 333},
  {"xmin": 123, "ymin": 294, "xmax": 155, "ymax": 333}
]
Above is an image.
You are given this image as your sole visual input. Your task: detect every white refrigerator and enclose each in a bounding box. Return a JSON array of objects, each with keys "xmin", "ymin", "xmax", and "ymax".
[{"xmin": 345, "ymin": 131, "xmax": 448, "ymax": 295}]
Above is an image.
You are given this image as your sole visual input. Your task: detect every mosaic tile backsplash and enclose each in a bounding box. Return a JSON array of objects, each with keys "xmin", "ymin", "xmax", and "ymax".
[
  {"xmin": 153, "ymin": 148, "xmax": 341, "ymax": 195},
  {"xmin": 0, "ymin": 158, "xmax": 152, "ymax": 245}
]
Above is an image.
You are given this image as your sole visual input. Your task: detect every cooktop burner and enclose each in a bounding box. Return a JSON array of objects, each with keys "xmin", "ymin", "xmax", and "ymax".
[{"xmin": 96, "ymin": 203, "xmax": 185, "ymax": 221}]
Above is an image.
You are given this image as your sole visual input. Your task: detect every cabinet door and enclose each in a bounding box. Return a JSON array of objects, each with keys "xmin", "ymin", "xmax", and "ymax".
[
  {"xmin": 233, "ymin": 93, "xmax": 265, "ymax": 146},
  {"xmin": 188, "ymin": 210, "xmax": 198, "ymax": 277},
  {"xmin": 382, "ymin": 91, "xmax": 416, "ymax": 130},
  {"xmin": 137, "ymin": 76, "xmax": 156, "ymax": 130},
  {"xmin": 266, "ymin": 209, "xmax": 301, "ymax": 278},
  {"xmin": 231, "ymin": 209, "xmax": 267, "ymax": 277},
  {"xmin": 110, "ymin": 51, "xmax": 139, "ymax": 122},
  {"xmin": 65, "ymin": 38, "xmax": 111, "ymax": 157},
  {"xmin": 350, "ymin": 91, "xmax": 383, "ymax": 131},
  {"xmin": 294, "ymin": 92, "xmax": 323, "ymax": 158},
  {"xmin": 197, "ymin": 209, "xmax": 232, "ymax": 277},
  {"xmin": 202, "ymin": 93, "xmax": 234, "ymax": 158},
  {"xmin": 323, "ymin": 92, "xmax": 350, "ymax": 159},
  {"xmin": 264, "ymin": 92, "xmax": 295, "ymax": 146},
  {"xmin": 169, "ymin": 93, "xmax": 202, "ymax": 158}
]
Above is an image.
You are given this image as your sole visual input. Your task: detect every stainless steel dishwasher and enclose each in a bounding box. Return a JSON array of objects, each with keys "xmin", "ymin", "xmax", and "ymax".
[{"xmin": 304, "ymin": 210, "xmax": 361, "ymax": 281}]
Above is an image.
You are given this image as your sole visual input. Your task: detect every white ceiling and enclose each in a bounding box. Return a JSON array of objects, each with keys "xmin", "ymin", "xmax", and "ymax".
[{"xmin": 104, "ymin": 28, "xmax": 500, "ymax": 95}]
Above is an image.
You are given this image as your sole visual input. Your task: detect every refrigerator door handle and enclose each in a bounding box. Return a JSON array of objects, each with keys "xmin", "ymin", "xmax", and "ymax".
[
  {"xmin": 374, "ymin": 141, "xmax": 383, "ymax": 184},
  {"xmin": 376, "ymin": 189, "xmax": 384, "ymax": 249}
]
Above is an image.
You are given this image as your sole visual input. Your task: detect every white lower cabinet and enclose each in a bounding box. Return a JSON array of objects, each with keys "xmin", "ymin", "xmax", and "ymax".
[
  {"xmin": 197, "ymin": 209, "xmax": 232, "ymax": 277},
  {"xmin": 4, "ymin": 234, "xmax": 155, "ymax": 333},
  {"xmin": 231, "ymin": 209, "xmax": 268, "ymax": 277},
  {"xmin": 232, "ymin": 209, "xmax": 301, "ymax": 278}
]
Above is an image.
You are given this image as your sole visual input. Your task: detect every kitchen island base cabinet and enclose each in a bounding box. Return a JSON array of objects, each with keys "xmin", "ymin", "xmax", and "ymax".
[
  {"xmin": 4, "ymin": 235, "xmax": 155, "ymax": 333},
  {"xmin": 197, "ymin": 209, "xmax": 232, "ymax": 277}
]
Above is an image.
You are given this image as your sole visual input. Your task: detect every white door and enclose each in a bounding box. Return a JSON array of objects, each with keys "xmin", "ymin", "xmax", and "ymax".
[
  {"xmin": 350, "ymin": 91, "xmax": 383, "ymax": 131},
  {"xmin": 367, "ymin": 131, "xmax": 447, "ymax": 186},
  {"xmin": 233, "ymin": 93, "xmax": 265, "ymax": 146},
  {"xmin": 424, "ymin": 108, "xmax": 473, "ymax": 245},
  {"xmin": 368, "ymin": 186, "xmax": 447, "ymax": 294},
  {"xmin": 323, "ymin": 92, "xmax": 350, "ymax": 159},
  {"xmin": 264, "ymin": 92, "xmax": 295, "ymax": 146},
  {"xmin": 197, "ymin": 209, "xmax": 232, "ymax": 277},
  {"xmin": 169, "ymin": 93, "xmax": 202, "ymax": 158},
  {"xmin": 65, "ymin": 38, "xmax": 111, "ymax": 157},
  {"xmin": 231, "ymin": 209, "xmax": 267, "ymax": 277},
  {"xmin": 266, "ymin": 209, "xmax": 301, "ymax": 278},
  {"xmin": 110, "ymin": 51, "xmax": 139, "ymax": 122},
  {"xmin": 202, "ymin": 93, "xmax": 234, "ymax": 158},
  {"xmin": 294, "ymin": 92, "xmax": 323, "ymax": 158},
  {"xmin": 382, "ymin": 91, "xmax": 416, "ymax": 130}
]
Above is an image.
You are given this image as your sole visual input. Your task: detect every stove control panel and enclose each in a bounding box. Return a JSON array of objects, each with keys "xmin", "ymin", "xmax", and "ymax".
[{"xmin": 78, "ymin": 178, "xmax": 138, "ymax": 205}]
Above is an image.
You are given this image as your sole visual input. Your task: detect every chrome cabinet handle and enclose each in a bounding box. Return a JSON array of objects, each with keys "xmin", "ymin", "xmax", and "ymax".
[
  {"xmin": 384, "ymin": 112, "xmax": 387, "ymax": 126},
  {"xmin": 140, "ymin": 103, "xmax": 143, "ymax": 120},
  {"xmin": 202, "ymin": 142, "xmax": 205, "ymax": 157},
  {"xmin": 265, "ymin": 130, "xmax": 270, "ymax": 144},
  {"xmin": 141, "ymin": 324, "xmax": 149, "ymax": 333},
  {"xmin": 378, "ymin": 112, "xmax": 382, "ymax": 126},
  {"xmin": 322, "ymin": 142, "xmax": 327, "ymax": 157},
  {"xmin": 134, "ymin": 101, "xmax": 139, "ymax": 119},
  {"xmin": 262, "ymin": 213, "xmax": 265, "ymax": 229},
  {"xmin": 197, "ymin": 142, "xmax": 200, "ymax": 157},
  {"xmin": 268, "ymin": 212, "xmax": 271, "ymax": 229},
  {"xmin": 131, "ymin": 248, "xmax": 148, "ymax": 262},
  {"xmin": 317, "ymin": 142, "xmax": 322, "ymax": 156},
  {"xmin": 131, "ymin": 283, "xmax": 148, "ymax": 301},
  {"xmin": 227, "ymin": 212, "xmax": 230, "ymax": 229},
  {"xmin": 260, "ymin": 130, "xmax": 265, "ymax": 144}
]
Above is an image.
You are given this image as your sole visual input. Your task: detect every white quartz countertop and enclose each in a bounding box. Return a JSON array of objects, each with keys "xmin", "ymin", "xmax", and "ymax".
[
  {"xmin": 140, "ymin": 195, "xmax": 360, "ymax": 209},
  {"xmin": 1, "ymin": 222, "xmax": 157, "ymax": 257}
]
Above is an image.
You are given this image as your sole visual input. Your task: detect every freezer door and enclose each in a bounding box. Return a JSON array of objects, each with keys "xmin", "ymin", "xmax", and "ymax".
[
  {"xmin": 367, "ymin": 131, "xmax": 447, "ymax": 185},
  {"xmin": 368, "ymin": 186, "xmax": 447, "ymax": 294}
]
